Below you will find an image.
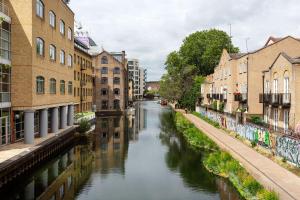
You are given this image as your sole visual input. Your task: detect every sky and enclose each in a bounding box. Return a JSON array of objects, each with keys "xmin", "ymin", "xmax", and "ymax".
[{"xmin": 69, "ymin": 0, "xmax": 300, "ymax": 81}]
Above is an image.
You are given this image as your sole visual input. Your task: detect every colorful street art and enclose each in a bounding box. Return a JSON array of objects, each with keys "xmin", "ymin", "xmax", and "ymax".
[{"xmin": 276, "ymin": 136, "xmax": 300, "ymax": 167}]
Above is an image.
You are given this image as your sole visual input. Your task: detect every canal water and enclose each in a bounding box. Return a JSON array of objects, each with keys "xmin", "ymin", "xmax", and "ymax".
[{"xmin": 0, "ymin": 101, "xmax": 241, "ymax": 200}]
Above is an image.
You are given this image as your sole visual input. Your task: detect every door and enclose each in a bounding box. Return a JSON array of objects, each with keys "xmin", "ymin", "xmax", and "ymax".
[
  {"xmin": 284, "ymin": 110, "xmax": 289, "ymax": 132},
  {"xmin": 283, "ymin": 77, "xmax": 289, "ymax": 103},
  {"xmin": 0, "ymin": 117, "xmax": 8, "ymax": 145}
]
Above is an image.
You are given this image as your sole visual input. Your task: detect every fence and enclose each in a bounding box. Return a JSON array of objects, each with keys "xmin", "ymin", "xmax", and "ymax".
[{"xmin": 198, "ymin": 107, "xmax": 300, "ymax": 166}]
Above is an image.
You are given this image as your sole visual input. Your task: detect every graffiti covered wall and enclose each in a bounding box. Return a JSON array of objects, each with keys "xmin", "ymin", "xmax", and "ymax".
[{"xmin": 276, "ymin": 136, "xmax": 300, "ymax": 167}]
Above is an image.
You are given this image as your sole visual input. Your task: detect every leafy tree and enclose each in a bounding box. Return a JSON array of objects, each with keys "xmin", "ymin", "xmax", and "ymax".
[{"xmin": 179, "ymin": 29, "xmax": 239, "ymax": 76}]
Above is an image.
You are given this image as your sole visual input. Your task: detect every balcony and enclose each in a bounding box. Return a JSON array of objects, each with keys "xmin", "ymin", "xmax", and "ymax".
[
  {"xmin": 207, "ymin": 94, "xmax": 212, "ymax": 99},
  {"xmin": 259, "ymin": 93, "xmax": 271, "ymax": 104},
  {"xmin": 212, "ymin": 93, "xmax": 220, "ymax": 100},
  {"xmin": 234, "ymin": 93, "xmax": 247, "ymax": 103},
  {"xmin": 281, "ymin": 93, "xmax": 291, "ymax": 108}
]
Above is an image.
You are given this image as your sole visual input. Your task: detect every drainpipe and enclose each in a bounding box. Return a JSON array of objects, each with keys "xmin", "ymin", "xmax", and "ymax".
[
  {"xmin": 262, "ymin": 74, "xmax": 265, "ymax": 120},
  {"xmin": 246, "ymin": 56, "xmax": 249, "ymax": 112}
]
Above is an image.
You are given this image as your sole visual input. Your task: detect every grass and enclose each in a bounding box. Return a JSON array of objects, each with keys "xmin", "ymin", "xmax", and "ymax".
[
  {"xmin": 192, "ymin": 111, "xmax": 220, "ymax": 128},
  {"xmin": 176, "ymin": 112, "xmax": 279, "ymax": 200}
]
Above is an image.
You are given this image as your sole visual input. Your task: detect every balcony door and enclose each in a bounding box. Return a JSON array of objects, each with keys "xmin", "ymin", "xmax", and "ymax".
[
  {"xmin": 283, "ymin": 77, "xmax": 289, "ymax": 103},
  {"xmin": 273, "ymin": 79, "xmax": 278, "ymax": 94},
  {"xmin": 273, "ymin": 109, "xmax": 278, "ymax": 131},
  {"xmin": 284, "ymin": 110, "xmax": 289, "ymax": 132}
]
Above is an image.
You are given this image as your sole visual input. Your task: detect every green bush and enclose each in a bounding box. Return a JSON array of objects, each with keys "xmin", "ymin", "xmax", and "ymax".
[
  {"xmin": 257, "ymin": 190, "xmax": 279, "ymax": 200},
  {"xmin": 78, "ymin": 119, "xmax": 91, "ymax": 134},
  {"xmin": 212, "ymin": 101, "xmax": 218, "ymax": 110},
  {"xmin": 250, "ymin": 116, "xmax": 263, "ymax": 126},
  {"xmin": 219, "ymin": 102, "xmax": 225, "ymax": 112}
]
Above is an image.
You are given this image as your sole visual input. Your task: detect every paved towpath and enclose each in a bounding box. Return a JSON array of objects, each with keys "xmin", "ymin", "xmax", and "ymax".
[{"xmin": 178, "ymin": 110, "xmax": 300, "ymax": 200}]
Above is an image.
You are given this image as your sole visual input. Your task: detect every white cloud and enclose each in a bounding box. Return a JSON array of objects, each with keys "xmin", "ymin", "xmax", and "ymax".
[{"xmin": 70, "ymin": 0, "xmax": 300, "ymax": 81}]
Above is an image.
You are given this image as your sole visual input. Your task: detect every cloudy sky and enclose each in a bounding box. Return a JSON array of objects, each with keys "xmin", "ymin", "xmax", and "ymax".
[{"xmin": 70, "ymin": 0, "xmax": 300, "ymax": 81}]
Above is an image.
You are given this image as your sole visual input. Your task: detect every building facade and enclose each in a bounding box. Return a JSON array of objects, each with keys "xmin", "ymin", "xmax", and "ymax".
[
  {"xmin": 128, "ymin": 59, "xmax": 146, "ymax": 100},
  {"xmin": 9, "ymin": 0, "xmax": 75, "ymax": 144},
  {"xmin": 73, "ymin": 38, "xmax": 94, "ymax": 113},
  {"xmin": 0, "ymin": 0, "xmax": 11, "ymax": 146},
  {"xmin": 93, "ymin": 51, "xmax": 127, "ymax": 114}
]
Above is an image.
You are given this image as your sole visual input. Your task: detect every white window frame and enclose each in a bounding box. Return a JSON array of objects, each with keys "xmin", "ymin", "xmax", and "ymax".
[
  {"xmin": 49, "ymin": 45, "xmax": 56, "ymax": 61},
  {"xmin": 67, "ymin": 28, "xmax": 72, "ymax": 40},
  {"xmin": 60, "ymin": 50, "xmax": 65, "ymax": 65},
  {"xmin": 36, "ymin": 38, "xmax": 44, "ymax": 56},
  {"xmin": 36, "ymin": 0, "xmax": 44, "ymax": 18},
  {"xmin": 49, "ymin": 11, "xmax": 56, "ymax": 28},
  {"xmin": 284, "ymin": 109, "xmax": 289, "ymax": 131},
  {"xmin": 60, "ymin": 20, "xmax": 65, "ymax": 35},
  {"xmin": 274, "ymin": 108, "xmax": 278, "ymax": 131},
  {"xmin": 67, "ymin": 54, "xmax": 72, "ymax": 67}
]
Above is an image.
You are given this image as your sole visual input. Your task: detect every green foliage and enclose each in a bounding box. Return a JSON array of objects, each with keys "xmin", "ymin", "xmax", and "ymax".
[
  {"xmin": 219, "ymin": 102, "xmax": 225, "ymax": 112},
  {"xmin": 251, "ymin": 141, "xmax": 257, "ymax": 148},
  {"xmin": 176, "ymin": 111, "xmax": 278, "ymax": 200},
  {"xmin": 160, "ymin": 29, "xmax": 239, "ymax": 110},
  {"xmin": 179, "ymin": 29, "xmax": 239, "ymax": 76},
  {"xmin": 175, "ymin": 112, "xmax": 219, "ymax": 151},
  {"xmin": 78, "ymin": 119, "xmax": 91, "ymax": 134},
  {"xmin": 250, "ymin": 116, "xmax": 264, "ymax": 125},
  {"xmin": 212, "ymin": 101, "xmax": 218, "ymax": 111}
]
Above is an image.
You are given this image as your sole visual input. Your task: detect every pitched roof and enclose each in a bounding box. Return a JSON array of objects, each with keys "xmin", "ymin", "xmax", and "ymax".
[
  {"xmin": 264, "ymin": 36, "xmax": 283, "ymax": 47},
  {"xmin": 229, "ymin": 53, "xmax": 248, "ymax": 59},
  {"xmin": 265, "ymin": 52, "xmax": 300, "ymax": 73}
]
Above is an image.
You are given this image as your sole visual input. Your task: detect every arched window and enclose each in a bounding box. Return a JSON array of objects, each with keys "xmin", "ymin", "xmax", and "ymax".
[
  {"xmin": 60, "ymin": 80, "xmax": 65, "ymax": 95},
  {"xmin": 36, "ymin": 37, "xmax": 44, "ymax": 56},
  {"xmin": 101, "ymin": 67, "xmax": 108, "ymax": 74},
  {"xmin": 67, "ymin": 27, "xmax": 72, "ymax": 40},
  {"xmin": 50, "ymin": 78, "xmax": 56, "ymax": 94},
  {"xmin": 49, "ymin": 44, "xmax": 56, "ymax": 61},
  {"xmin": 114, "ymin": 88, "xmax": 120, "ymax": 95},
  {"xmin": 60, "ymin": 20, "xmax": 65, "ymax": 35},
  {"xmin": 101, "ymin": 56, "xmax": 108, "ymax": 64},
  {"xmin": 36, "ymin": 76, "xmax": 45, "ymax": 94},
  {"xmin": 36, "ymin": 0, "xmax": 44, "ymax": 18},
  {"xmin": 68, "ymin": 81, "xmax": 73, "ymax": 95},
  {"xmin": 67, "ymin": 54, "xmax": 72, "ymax": 67},
  {"xmin": 60, "ymin": 50, "xmax": 65, "ymax": 64},
  {"xmin": 49, "ymin": 11, "xmax": 56, "ymax": 27},
  {"xmin": 114, "ymin": 67, "xmax": 120, "ymax": 74},
  {"xmin": 113, "ymin": 99, "xmax": 120, "ymax": 109},
  {"xmin": 113, "ymin": 77, "xmax": 120, "ymax": 84}
]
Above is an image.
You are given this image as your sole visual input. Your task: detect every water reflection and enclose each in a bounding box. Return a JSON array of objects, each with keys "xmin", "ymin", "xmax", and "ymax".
[{"xmin": 0, "ymin": 101, "xmax": 241, "ymax": 200}]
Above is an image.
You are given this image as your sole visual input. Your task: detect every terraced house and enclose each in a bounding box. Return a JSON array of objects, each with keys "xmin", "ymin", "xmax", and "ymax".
[
  {"xmin": 93, "ymin": 51, "xmax": 127, "ymax": 115},
  {"xmin": 201, "ymin": 36, "xmax": 300, "ymax": 124},
  {"xmin": 9, "ymin": 0, "xmax": 75, "ymax": 144},
  {"xmin": 261, "ymin": 53, "xmax": 300, "ymax": 134}
]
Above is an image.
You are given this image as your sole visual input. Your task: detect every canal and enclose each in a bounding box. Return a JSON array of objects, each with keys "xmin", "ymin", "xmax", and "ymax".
[{"xmin": 0, "ymin": 101, "xmax": 241, "ymax": 200}]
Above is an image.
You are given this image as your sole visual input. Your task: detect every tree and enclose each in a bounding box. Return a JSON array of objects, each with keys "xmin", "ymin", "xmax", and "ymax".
[{"xmin": 179, "ymin": 29, "xmax": 239, "ymax": 76}]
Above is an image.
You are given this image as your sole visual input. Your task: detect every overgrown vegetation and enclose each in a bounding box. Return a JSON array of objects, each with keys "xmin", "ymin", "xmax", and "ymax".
[
  {"xmin": 250, "ymin": 116, "xmax": 264, "ymax": 126},
  {"xmin": 159, "ymin": 29, "xmax": 239, "ymax": 110},
  {"xmin": 175, "ymin": 112, "xmax": 279, "ymax": 200},
  {"xmin": 78, "ymin": 119, "xmax": 91, "ymax": 134}
]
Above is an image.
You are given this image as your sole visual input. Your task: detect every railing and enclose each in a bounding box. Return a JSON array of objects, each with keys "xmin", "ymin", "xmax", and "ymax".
[
  {"xmin": 234, "ymin": 93, "xmax": 247, "ymax": 103},
  {"xmin": 0, "ymin": 92, "xmax": 10, "ymax": 103},
  {"xmin": 0, "ymin": 1, "xmax": 9, "ymax": 16},
  {"xmin": 259, "ymin": 93, "xmax": 271, "ymax": 104},
  {"xmin": 269, "ymin": 93, "xmax": 291, "ymax": 107},
  {"xmin": 281, "ymin": 93, "xmax": 291, "ymax": 107}
]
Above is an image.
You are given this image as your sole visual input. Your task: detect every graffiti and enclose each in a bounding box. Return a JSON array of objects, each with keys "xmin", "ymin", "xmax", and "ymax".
[
  {"xmin": 198, "ymin": 108, "xmax": 270, "ymax": 148},
  {"xmin": 276, "ymin": 136, "xmax": 300, "ymax": 167}
]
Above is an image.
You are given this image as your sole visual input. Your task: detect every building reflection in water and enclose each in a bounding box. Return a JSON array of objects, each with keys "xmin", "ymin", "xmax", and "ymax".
[
  {"xmin": 0, "ymin": 108, "xmax": 146, "ymax": 200},
  {"xmin": 129, "ymin": 102, "xmax": 147, "ymax": 142}
]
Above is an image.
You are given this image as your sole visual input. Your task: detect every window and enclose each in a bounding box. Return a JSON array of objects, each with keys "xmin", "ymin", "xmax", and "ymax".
[
  {"xmin": 114, "ymin": 88, "xmax": 120, "ymax": 95},
  {"xmin": 114, "ymin": 132, "xmax": 120, "ymax": 139},
  {"xmin": 273, "ymin": 79, "xmax": 278, "ymax": 94},
  {"xmin": 101, "ymin": 88, "xmax": 108, "ymax": 95},
  {"xmin": 60, "ymin": 50, "xmax": 65, "ymax": 64},
  {"xmin": 49, "ymin": 11, "xmax": 56, "ymax": 27},
  {"xmin": 67, "ymin": 54, "xmax": 72, "ymax": 67},
  {"xmin": 60, "ymin": 80, "xmax": 65, "ymax": 95},
  {"xmin": 114, "ymin": 118, "xmax": 120, "ymax": 127},
  {"xmin": 50, "ymin": 78, "xmax": 56, "ymax": 94},
  {"xmin": 101, "ymin": 77, "xmax": 108, "ymax": 84},
  {"xmin": 101, "ymin": 100, "xmax": 108, "ymax": 109},
  {"xmin": 60, "ymin": 20, "xmax": 65, "ymax": 35},
  {"xmin": 67, "ymin": 27, "xmax": 72, "ymax": 40},
  {"xmin": 113, "ymin": 99, "xmax": 120, "ymax": 109},
  {"xmin": 101, "ymin": 56, "xmax": 108, "ymax": 64},
  {"xmin": 36, "ymin": 76, "xmax": 45, "ymax": 94},
  {"xmin": 0, "ymin": 21, "xmax": 11, "ymax": 60},
  {"xmin": 265, "ymin": 80, "xmax": 270, "ymax": 94},
  {"xmin": 36, "ymin": 38, "xmax": 44, "ymax": 56},
  {"xmin": 49, "ymin": 44, "xmax": 56, "ymax": 61},
  {"xmin": 68, "ymin": 81, "xmax": 72, "ymax": 95},
  {"xmin": 114, "ymin": 67, "xmax": 120, "ymax": 74},
  {"xmin": 274, "ymin": 108, "xmax": 278, "ymax": 131},
  {"xmin": 36, "ymin": 0, "xmax": 44, "ymax": 18},
  {"xmin": 284, "ymin": 110, "xmax": 289, "ymax": 132},
  {"xmin": 113, "ymin": 77, "xmax": 120, "ymax": 84},
  {"xmin": 101, "ymin": 67, "xmax": 108, "ymax": 74}
]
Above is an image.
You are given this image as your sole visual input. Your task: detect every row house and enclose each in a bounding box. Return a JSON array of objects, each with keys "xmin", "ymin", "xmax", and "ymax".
[
  {"xmin": 261, "ymin": 53, "xmax": 300, "ymax": 133},
  {"xmin": 201, "ymin": 36, "xmax": 300, "ymax": 118}
]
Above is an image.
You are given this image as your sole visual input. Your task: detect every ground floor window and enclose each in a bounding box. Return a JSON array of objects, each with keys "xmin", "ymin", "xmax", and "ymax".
[
  {"xmin": 273, "ymin": 108, "xmax": 278, "ymax": 131},
  {"xmin": 0, "ymin": 107, "xmax": 11, "ymax": 145},
  {"xmin": 101, "ymin": 100, "xmax": 108, "ymax": 110},
  {"xmin": 284, "ymin": 109, "xmax": 289, "ymax": 132},
  {"xmin": 14, "ymin": 111, "xmax": 24, "ymax": 141}
]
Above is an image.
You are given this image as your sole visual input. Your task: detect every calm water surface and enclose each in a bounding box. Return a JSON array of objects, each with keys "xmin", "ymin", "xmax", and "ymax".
[{"xmin": 0, "ymin": 101, "xmax": 241, "ymax": 200}]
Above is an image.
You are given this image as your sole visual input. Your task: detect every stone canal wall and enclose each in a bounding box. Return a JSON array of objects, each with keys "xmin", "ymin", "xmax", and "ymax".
[{"xmin": 198, "ymin": 107, "xmax": 300, "ymax": 167}]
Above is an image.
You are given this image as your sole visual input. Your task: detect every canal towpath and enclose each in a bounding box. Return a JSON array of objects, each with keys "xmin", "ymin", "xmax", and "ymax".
[{"xmin": 177, "ymin": 109, "xmax": 300, "ymax": 200}]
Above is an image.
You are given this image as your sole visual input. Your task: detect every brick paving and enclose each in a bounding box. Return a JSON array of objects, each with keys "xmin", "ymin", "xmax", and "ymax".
[{"xmin": 178, "ymin": 110, "xmax": 300, "ymax": 200}]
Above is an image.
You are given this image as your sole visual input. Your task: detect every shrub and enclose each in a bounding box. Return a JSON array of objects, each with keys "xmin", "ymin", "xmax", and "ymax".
[
  {"xmin": 257, "ymin": 190, "xmax": 279, "ymax": 200},
  {"xmin": 250, "ymin": 116, "xmax": 263, "ymax": 126},
  {"xmin": 243, "ymin": 175, "xmax": 263, "ymax": 195},
  {"xmin": 78, "ymin": 119, "xmax": 91, "ymax": 134},
  {"xmin": 219, "ymin": 102, "xmax": 225, "ymax": 112},
  {"xmin": 251, "ymin": 141, "xmax": 257, "ymax": 148}
]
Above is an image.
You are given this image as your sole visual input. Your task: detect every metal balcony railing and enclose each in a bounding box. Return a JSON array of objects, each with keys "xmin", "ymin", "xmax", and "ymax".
[
  {"xmin": 259, "ymin": 93, "xmax": 271, "ymax": 104},
  {"xmin": 234, "ymin": 93, "xmax": 247, "ymax": 103}
]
